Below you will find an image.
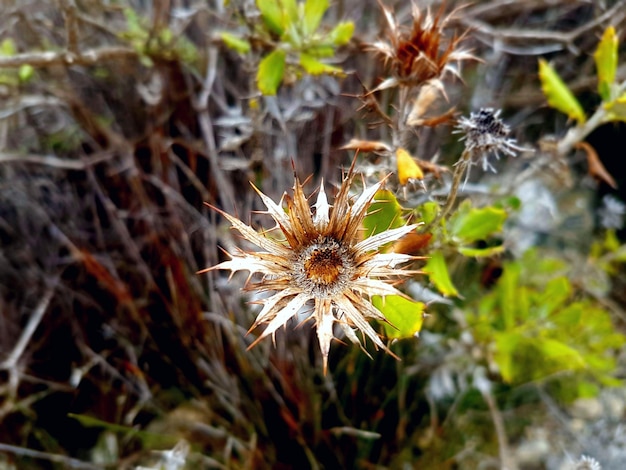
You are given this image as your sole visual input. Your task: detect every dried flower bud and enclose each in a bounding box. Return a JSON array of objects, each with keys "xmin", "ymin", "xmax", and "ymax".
[
  {"xmin": 455, "ymin": 108, "xmax": 526, "ymax": 173},
  {"xmin": 575, "ymin": 455, "xmax": 602, "ymax": 470},
  {"xmin": 369, "ymin": 2, "xmax": 475, "ymax": 89}
]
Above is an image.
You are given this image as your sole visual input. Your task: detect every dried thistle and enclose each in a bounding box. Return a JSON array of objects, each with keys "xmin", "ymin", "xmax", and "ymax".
[
  {"xmin": 202, "ymin": 161, "xmax": 419, "ymax": 374},
  {"xmin": 575, "ymin": 455, "xmax": 602, "ymax": 470},
  {"xmin": 369, "ymin": 1, "xmax": 475, "ymax": 90},
  {"xmin": 455, "ymin": 108, "xmax": 526, "ymax": 173}
]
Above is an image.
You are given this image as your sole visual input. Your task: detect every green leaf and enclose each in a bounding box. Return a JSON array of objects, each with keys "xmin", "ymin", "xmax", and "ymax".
[
  {"xmin": 282, "ymin": 0, "xmax": 299, "ymax": 24},
  {"xmin": 328, "ymin": 21, "xmax": 354, "ymax": 46},
  {"xmin": 449, "ymin": 201, "xmax": 507, "ymax": 244},
  {"xmin": 494, "ymin": 332, "xmax": 523, "ymax": 382},
  {"xmin": 0, "ymin": 38, "xmax": 16, "ymax": 56},
  {"xmin": 219, "ymin": 32, "xmax": 251, "ymax": 54},
  {"xmin": 498, "ymin": 262, "xmax": 521, "ymax": 330},
  {"xmin": 372, "ymin": 295, "xmax": 424, "ymax": 339},
  {"xmin": 538, "ymin": 59, "xmax": 586, "ymax": 124},
  {"xmin": 303, "ymin": 0, "xmax": 328, "ymax": 36},
  {"xmin": 537, "ymin": 338, "xmax": 586, "ymax": 370},
  {"xmin": 362, "ymin": 189, "xmax": 405, "ymax": 238},
  {"xmin": 256, "ymin": 0, "xmax": 286, "ymax": 36},
  {"xmin": 418, "ymin": 201, "xmax": 439, "ymax": 226},
  {"xmin": 305, "ymin": 44, "xmax": 335, "ymax": 58},
  {"xmin": 299, "ymin": 53, "xmax": 342, "ymax": 75},
  {"xmin": 594, "ymin": 26, "xmax": 618, "ymax": 101},
  {"xmin": 257, "ymin": 49, "xmax": 286, "ymax": 95},
  {"xmin": 18, "ymin": 64, "xmax": 34, "ymax": 82},
  {"xmin": 424, "ymin": 251, "xmax": 458, "ymax": 297},
  {"xmin": 458, "ymin": 245, "xmax": 505, "ymax": 258},
  {"xmin": 536, "ymin": 277, "xmax": 571, "ymax": 317}
]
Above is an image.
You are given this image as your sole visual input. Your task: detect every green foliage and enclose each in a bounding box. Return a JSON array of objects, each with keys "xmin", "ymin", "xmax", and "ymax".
[
  {"xmin": 0, "ymin": 38, "xmax": 35, "ymax": 85},
  {"xmin": 424, "ymin": 251, "xmax": 459, "ymax": 297},
  {"xmin": 257, "ymin": 49, "xmax": 286, "ymax": 95},
  {"xmin": 594, "ymin": 26, "xmax": 618, "ymax": 101},
  {"xmin": 362, "ymin": 189, "xmax": 405, "ymax": 238},
  {"xmin": 372, "ymin": 295, "xmax": 424, "ymax": 339},
  {"xmin": 220, "ymin": 32, "xmax": 251, "ymax": 54},
  {"xmin": 468, "ymin": 250, "xmax": 625, "ymax": 394},
  {"xmin": 449, "ymin": 200, "xmax": 507, "ymax": 258},
  {"xmin": 221, "ymin": 0, "xmax": 354, "ymax": 94},
  {"xmin": 119, "ymin": 8, "xmax": 199, "ymax": 67},
  {"xmin": 540, "ymin": 25, "xmax": 626, "ymax": 125},
  {"xmin": 538, "ymin": 58, "xmax": 586, "ymax": 124}
]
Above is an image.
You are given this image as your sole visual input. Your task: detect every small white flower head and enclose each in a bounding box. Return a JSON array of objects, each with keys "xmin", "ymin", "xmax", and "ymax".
[
  {"xmin": 455, "ymin": 108, "xmax": 526, "ymax": 172},
  {"xmin": 599, "ymin": 194, "xmax": 625, "ymax": 230},
  {"xmin": 574, "ymin": 455, "xmax": 601, "ymax": 470}
]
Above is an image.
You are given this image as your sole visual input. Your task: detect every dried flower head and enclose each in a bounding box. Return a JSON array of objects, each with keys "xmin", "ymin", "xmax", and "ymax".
[
  {"xmin": 370, "ymin": 1, "xmax": 474, "ymax": 89},
  {"xmin": 575, "ymin": 455, "xmax": 602, "ymax": 470},
  {"xmin": 455, "ymin": 108, "xmax": 526, "ymax": 172},
  {"xmin": 203, "ymin": 161, "xmax": 419, "ymax": 373}
]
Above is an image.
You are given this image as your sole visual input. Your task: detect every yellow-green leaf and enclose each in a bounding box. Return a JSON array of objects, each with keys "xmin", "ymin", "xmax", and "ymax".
[
  {"xmin": 449, "ymin": 201, "xmax": 507, "ymax": 244},
  {"xmin": 18, "ymin": 64, "xmax": 34, "ymax": 82},
  {"xmin": 219, "ymin": 32, "xmax": 251, "ymax": 54},
  {"xmin": 424, "ymin": 252, "xmax": 458, "ymax": 297},
  {"xmin": 0, "ymin": 38, "xmax": 16, "ymax": 56},
  {"xmin": 363, "ymin": 189, "xmax": 405, "ymax": 238},
  {"xmin": 328, "ymin": 21, "xmax": 354, "ymax": 46},
  {"xmin": 594, "ymin": 26, "xmax": 618, "ymax": 101},
  {"xmin": 494, "ymin": 332, "xmax": 523, "ymax": 383},
  {"xmin": 303, "ymin": 0, "xmax": 328, "ymax": 36},
  {"xmin": 282, "ymin": 0, "xmax": 299, "ymax": 24},
  {"xmin": 257, "ymin": 49, "xmax": 286, "ymax": 95},
  {"xmin": 372, "ymin": 295, "xmax": 424, "ymax": 339},
  {"xmin": 299, "ymin": 53, "xmax": 342, "ymax": 75},
  {"xmin": 538, "ymin": 59, "xmax": 586, "ymax": 124},
  {"xmin": 458, "ymin": 245, "xmax": 505, "ymax": 258},
  {"xmin": 418, "ymin": 201, "xmax": 439, "ymax": 226},
  {"xmin": 256, "ymin": 0, "xmax": 285, "ymax": 36}
]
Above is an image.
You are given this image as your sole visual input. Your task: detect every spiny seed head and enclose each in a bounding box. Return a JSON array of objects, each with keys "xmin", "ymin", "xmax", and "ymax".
[
  {"xmin": 455, "ymin": 107, "xmax": 527, "ymax": 173},
  {"xmin": 201, "ymin": 161, "xmax": 421, "ymax": 374},
  {"xmin": 369, "ymin": 1, "xmax": 475, "ymax": 88}
]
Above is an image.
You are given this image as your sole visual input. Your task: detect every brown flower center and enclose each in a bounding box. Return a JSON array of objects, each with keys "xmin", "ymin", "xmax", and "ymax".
[
  {"xmin": 303, "ymin": 246, "xmax": 345, "ymax": 286},
  {"xmin": 293, "ymin": 237, "xmax": 354, "ymax": 297}
]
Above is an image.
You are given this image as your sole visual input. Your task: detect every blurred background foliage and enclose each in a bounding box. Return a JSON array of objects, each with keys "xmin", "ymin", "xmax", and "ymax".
[{"xmin": 0, "ymin": 0, "xmax": 626, "ymax": 469}]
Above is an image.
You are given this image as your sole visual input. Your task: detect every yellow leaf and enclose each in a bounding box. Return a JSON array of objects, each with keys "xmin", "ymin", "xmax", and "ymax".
[
  {"xmin": 594, "ymin": 26, "xmax": 618, "ymax": 101},
  {"xmin": 396, "ymin": 148, "xmax": 423, "ymax": 185},
  {"xmin": 538, "ymin": 59, "xmax": 586, "ymax": 124}
]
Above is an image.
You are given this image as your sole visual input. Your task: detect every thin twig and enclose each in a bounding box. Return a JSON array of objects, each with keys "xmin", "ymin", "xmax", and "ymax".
[
  {"xmin": 0, "ymin": 46, "xmax": 137, "ymax": 68},
  {"xmin": 1, "ymin": 280, "xmax": 58, "ymax": 370},
  {"xmin": 195, "ymin": 47, "xmax": 236, "ymax": 213},
  {"xmin": 62, "ymin": 0, "xmax": 80, "ymax": 55},
  {"xmin": 0, "ymin": 443, "xmax": 103, "ymax": 470},
  {"xmin": 481, "ymin": 388, "xmax": 518, "ymax": 470},
  {"xmin": 556, "ymin": 79, "xmax": 626, "ymax": 156},
  {"xmin": 421, "ymin": 150, "xmax": 470, "ymax": 232}
]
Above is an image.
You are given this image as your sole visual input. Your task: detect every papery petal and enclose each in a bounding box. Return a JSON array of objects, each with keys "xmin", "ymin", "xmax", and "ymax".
[
  {"xmin": 250, "ymin": 288, "xmax": 301, "ymax": 329},
  {"xmin": 214, "ymin": 206, "xmax": 290, "ymax": 255},
  {"xmin": 334, "ymin": 293, "xmax": 391, "ymax": 354},
  {"xmin": 313, "ymin": 180, "xmax": 330, "ymax": 229},
  {"xmin": 250, "ymin": 183, "xmax": 292, "ymax": 233},
  {"xmin": 355, "ymin": 223, "xmax": 419, "ymax": 252},
  {"xmin": 248, "ymin": 292, "xmax": 309, "ymax": 348},
  {"xmin": 314, "ymin": 298, "xmax": 334, "ymax": 375},
  {"xmin": 350, "ymin": 277, "xmax": 406, "ymax": 297}
]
